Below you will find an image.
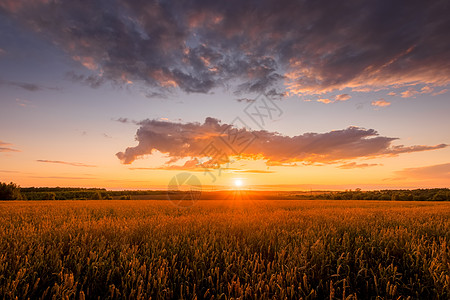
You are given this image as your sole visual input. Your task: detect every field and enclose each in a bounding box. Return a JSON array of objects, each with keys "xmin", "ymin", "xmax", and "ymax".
[{"xmin": 0, "ymin": 199, "xmax": 449, "ymax": 299}]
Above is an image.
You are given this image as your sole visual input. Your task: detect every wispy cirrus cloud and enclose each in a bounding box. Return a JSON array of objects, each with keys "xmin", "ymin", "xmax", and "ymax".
[
  {"xmin": 432, "ymin": 89, "xmax": 448, "ymax": 96},
  {"xmin": 36, "ymin": 160, "xmax": 97, "ymax": 167},
  {"xmin": 0, "ymin": 141, "xmax": 20, "ymax": 152},
  {"xmin": 30, "ymin": 176, "xmax": 95, "ymax": 180},
  {"xmin": 230, "ymin": 169, "xmax": 275, "ymax": 174},
  {"xmin": 394, "ymin": 163, "xmax": 450, "ymax": 181},
  {"xmin": 0, "ymin": 79, "xmax": 57, "ymax": 92},
  {"xmin": 116, "ymin": 118, "xmax": 447, "ymax": 168},
  {"xmin": 2, "ymin": 0, "xmax": 449, "ymax": 96},
  {"xmin": 338, "ymin": 162, "xmax": 381, "ymax": 169}
]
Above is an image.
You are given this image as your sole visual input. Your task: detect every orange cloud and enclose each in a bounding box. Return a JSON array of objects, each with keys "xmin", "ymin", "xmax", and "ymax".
[
  {"xmin": 36, "ymin": 160, "xmax": 97, "ymax": 167},
  {"xmin": 420, "ymin": 86, "xmax": 433, "ymax": 94},
  {"xmin": 117, "ymin": 118, "xmax": 448, "ymax": 168},
  {"xmin": 432, "ymin": 89, "xmax": 448, "ymax": 96},
  {"xmin": 335, "ymin": 94, "xmax": 351, "ymax": 101},
  {"xmin": 72, "ymin": 56, "xmax": 98, "ymax": 70},
  {"xmin": 0, "ymin": 141, "xmax": 20, "ymax": 153},
  {"xmin": 394, "ymin": 163, "xmax": 450, "ymax": 181},
  {"xmin": 338, "ymin": 162, "xmax": 380, "ymax": 169},
  {"xmin": 371, "ymin": 99, "xmax": 391, "ymax": 107},
  {"xmin": 316, "ymin": 94, "xmax": 351, "ymax": 104},
  {"xmin": 401, "ymin": 89, "xmax": 419, "ymax": 98}
]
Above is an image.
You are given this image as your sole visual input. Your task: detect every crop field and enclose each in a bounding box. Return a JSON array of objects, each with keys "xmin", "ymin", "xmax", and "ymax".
[{"xmin": 0, "ymin": 199, "xmax": 449, "ymax": 299}]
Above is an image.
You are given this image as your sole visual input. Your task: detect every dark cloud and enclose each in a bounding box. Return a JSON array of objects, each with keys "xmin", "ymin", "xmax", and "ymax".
[
  {"xmin": 114, "ymin": 117, "xmax": 130, "ymax": 124},
  {"xmin": 65, "ymin": 71, "xmax": 105, "ymax": 89},
  {"xmin": 116, "ymin": 118, "xmax": 447, "ymax": 167},
  {"xmin": 0, "ymin": 141, "xmax": 20, "ymax": 152},
  {"xmin": 384, "ymin": 144, "xmax": 447, "ymax": 155},
  {"xmin": 0, "ymin": 79, "xmax": 44, "ymax": 91},
  {"xmin": 2, "ymin": 0, "xmax": 449, "ymax": 96},
  {"xmin": 36, "ymin": 160, "xmax": 97, "ymax": 167},
  {"xmin": 236, "ymin": 98, "xmax": 256, "ymax": 103}
]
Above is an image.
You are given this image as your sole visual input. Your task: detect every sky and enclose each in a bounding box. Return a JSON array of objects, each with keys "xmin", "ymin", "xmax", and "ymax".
[{"xmin": 0, "ymin": 0, "xmax": 449, "ymax": 190}]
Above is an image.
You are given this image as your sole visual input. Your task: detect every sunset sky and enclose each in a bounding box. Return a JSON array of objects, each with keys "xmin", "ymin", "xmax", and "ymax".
[{"xmin": 1, "ymin": 0, "xmax": 449, "ymax": 190}]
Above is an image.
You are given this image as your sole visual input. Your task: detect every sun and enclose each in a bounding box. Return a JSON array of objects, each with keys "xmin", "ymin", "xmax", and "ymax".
[{"xmin": 234, "ymin": 179, "xmax": 243, "ymax": 187}]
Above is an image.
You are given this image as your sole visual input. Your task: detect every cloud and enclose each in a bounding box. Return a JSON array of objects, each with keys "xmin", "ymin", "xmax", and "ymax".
[
  {"xmin": 317, "ymin": 98, "xmax": 332, "ymax": 104},
  {"xmin": 0, "ymin": 141, "xmax": 20, "ymax": 152},
  {"xmin": 420, "ymin": 86, "xmax": 433, "ymax": 94},
  {"xmin": 116, "ymin": 118, "xmax": 447, "ymax": 167},
  {"xmin": 401, "ymin": 89, "xmax": 419, "ymax": 98},
  {"xmin": 383, "ymin": 144, "xmax": 447, "ymax": 155},
  {"xmin": 15, "ymin": 98, "xmax": 34, "ymax": 108},
  {"xmin": 114, "ymin": 117, "xmax": 131, "ymax": 124},
  {"xmin": 231, "ymin": 169, "xmax": 275, "ymax": 174},
  {"xmin": 0, "ymin": 48, "xmax": 5, "ymax": 55},
  {"xmin": 65, "ymin": 71, "xmax": 105, "ymax": 89},
  {"xmin": 387, "ymin": 91, "xmax": 397, "ymax": 96},
  {"xmin": 335, "ymin": 94, "xmax": 351, "ymax": 101},
  {"xmin": 394, "ymin": 163, "xmax": 450, "ymax": 180},
  {"xmin": 0, "ymin": 79, "xmax": 41, "ymax": 91},
  {"xmin": 371, "ymin": 99, "xmax": 391, "ymax": 107},
  {"xmin": 236, "ymin": 98, "xmax": 256, "ymax": 103},
  {"xmin": 2, "ymin": 0, "xmax": 449, "ymax": 96},
  {"xmin": 36, "ymin": 160, "xmax": 97, "ymax": 167},
  {"xmin": 338, "ymin": 162, "xmax": 381, "ymax": 169},
  {"xmin": 317, "ymin": 94, "xmax": 351, "ymax": 104},
  {"xmin": 30, "ymin": 176, "xmax": 95, "ymax": 180},
  {"xmin": 0, "ymin": 79, "xmax": 58, "ymax": 92},
  {"xmin": 432, "ymin": 89, "xmax": 448, "ymax": 96}
]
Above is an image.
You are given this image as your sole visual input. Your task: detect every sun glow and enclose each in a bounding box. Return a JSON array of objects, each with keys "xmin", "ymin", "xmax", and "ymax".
[{"xmin": 234, "ymin": 179, "xmax": 243, "ymax": 187}]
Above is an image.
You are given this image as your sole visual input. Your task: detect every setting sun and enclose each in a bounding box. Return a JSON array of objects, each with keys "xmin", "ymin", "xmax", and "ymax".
[{"xmin": 234, "ymin": 179, "xmax": 243, "ymax": 187}]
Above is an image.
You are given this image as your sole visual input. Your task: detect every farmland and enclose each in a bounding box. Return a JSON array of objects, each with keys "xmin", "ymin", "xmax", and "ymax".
[{"xmin": 0, "ymin": 199, "xmax": 449, "ymax": 299}]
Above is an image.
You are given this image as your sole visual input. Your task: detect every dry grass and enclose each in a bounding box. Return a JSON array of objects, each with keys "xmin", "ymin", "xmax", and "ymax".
[{"xmin": 0, "ymin": 199, "xmax": 449, "ymax": 299}]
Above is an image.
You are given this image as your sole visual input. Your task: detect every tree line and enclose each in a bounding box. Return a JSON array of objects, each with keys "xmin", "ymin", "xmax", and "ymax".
[
  {"xmin": 298, "ymin": 188, "xmax": 450, "ymax": 201},
  {"xmin": 0, "ymin": 182, "xmax": 165, "ymax": 200},
  {"xmin": 1, "ymin": 181, "xmax": 449, "ymax": 201}
]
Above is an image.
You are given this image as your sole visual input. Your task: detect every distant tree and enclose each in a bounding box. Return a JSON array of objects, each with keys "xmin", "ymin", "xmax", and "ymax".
[
  {"xmin": 432, "ymin": 191, "xmax": 447, "ymax": 201},
  {"xmin": 104, "ymin": 193, "xmax": 113, "ymax": 200},
  {"xmin": 91, "ymin": 191, "xmax": 102, "ymax": 200},
  {"xmin": 0, "ymin": 182, "xmax": 23, "ymax": 200},
  {"xmin": 391, "ymin": 193, "xmax": 399, "ymax": 201}
]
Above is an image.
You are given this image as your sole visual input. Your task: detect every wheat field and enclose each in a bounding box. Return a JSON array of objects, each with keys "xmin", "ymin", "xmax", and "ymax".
[{"xmin": 0, "ymin": 199, "xmax": 449, "ymax": 299}]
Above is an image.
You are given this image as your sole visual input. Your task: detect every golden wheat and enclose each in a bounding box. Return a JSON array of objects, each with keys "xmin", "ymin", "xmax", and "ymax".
[{"xmin": 0, "ymin": 200, "xmax": 449, "ymax": 299}]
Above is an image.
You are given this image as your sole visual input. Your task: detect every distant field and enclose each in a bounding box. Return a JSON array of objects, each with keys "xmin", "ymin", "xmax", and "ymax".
[{"xmin": 0, "ymin": 200, "xmax": 449, "ymax": 299}]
